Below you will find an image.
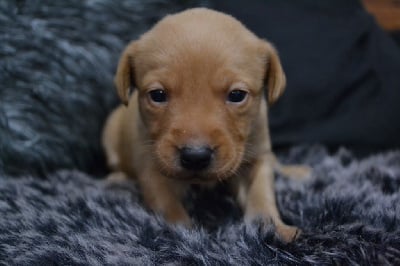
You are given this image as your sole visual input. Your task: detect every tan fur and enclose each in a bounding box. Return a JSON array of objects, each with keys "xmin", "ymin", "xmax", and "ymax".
[{"xmin": 102, "ymin": 8, "xmax": 311, "ymax": 242}]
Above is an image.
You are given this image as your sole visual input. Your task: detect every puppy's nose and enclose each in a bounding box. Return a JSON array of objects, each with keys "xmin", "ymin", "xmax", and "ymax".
[{"xmin": 179, "ymin": 146, "xmax": 213, "ymax": 171}]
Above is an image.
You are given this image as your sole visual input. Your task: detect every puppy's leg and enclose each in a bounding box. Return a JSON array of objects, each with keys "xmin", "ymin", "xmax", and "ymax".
[
  {"xmin": 269, "ymin": 154, "xmax": 312, "ymax": 180},
  {"xmin": 106, "ymin": 171, "xmax": 129, "ymax": 183},
  {"xmin": 138, "ymin": 166, "xmax": 191, "ymax": 227},
  {"xmin": 276, "ymin": 164, "xmax": 312, "ymax": 180},
  {"xmin": 102, "ymin": 106, "xmax": 124, "ymax": 171},
  {"xmin": 244, "ymin": 154, "xmax": 300, "ymax": 242}
]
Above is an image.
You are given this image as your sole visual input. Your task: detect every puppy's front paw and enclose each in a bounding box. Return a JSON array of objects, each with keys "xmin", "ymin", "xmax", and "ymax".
[
  {"xmin": 275, "ymin": 224, "xmax": 301, "ymax": 243},
  {"xmin": 245, "ymin": 214, "xmax": 301, "ymax": 243}
]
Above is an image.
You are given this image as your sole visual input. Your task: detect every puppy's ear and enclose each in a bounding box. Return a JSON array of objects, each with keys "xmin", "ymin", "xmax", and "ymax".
[
  {"xmin": 114, "ymin": 41, "xmax": 137, "ymax": 105},
  {"xmin": 260, "ymin": 41, "xmax": 286, "ymax": 105}
]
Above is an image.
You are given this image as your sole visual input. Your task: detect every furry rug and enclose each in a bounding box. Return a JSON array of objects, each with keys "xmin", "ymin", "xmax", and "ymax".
[
  {"xmin": 1, "ymin": 0, "xmax": 400, "ymax": 265},
  {"xmin": 1, "ymin": 146, "xmax": 400, "ymax": 265}
]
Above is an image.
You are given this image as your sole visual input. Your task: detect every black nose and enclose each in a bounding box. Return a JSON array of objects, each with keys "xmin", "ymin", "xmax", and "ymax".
[{"xmin": 179, "ymin": 146, "xmax": 213, "ymax": 171}]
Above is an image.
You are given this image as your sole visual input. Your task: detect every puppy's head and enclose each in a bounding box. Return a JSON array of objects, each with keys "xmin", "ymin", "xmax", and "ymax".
[{"xmin": 115, "ymin": 8, "xmax": 285, "ymax": 181}]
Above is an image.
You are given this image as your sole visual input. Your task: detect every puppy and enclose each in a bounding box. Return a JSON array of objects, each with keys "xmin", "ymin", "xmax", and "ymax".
[{"xmin": 102, "ymin": 8, "xmax": 310, "ymax": 242}]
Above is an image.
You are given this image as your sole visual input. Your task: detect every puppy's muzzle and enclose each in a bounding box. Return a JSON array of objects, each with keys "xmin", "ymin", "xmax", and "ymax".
[{"xmin": 179, "ymin": 146, "xmax": 214, "ymax": 171}]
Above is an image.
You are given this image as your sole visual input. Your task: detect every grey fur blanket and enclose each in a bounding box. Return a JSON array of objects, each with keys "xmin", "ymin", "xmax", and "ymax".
[
  {"xmin": 1, "ymin": 146, "xmax": 400, "ymax": 265},
  {"xmin": 1, "ymin": 0, "xmax": 399, "ymax": 265}
]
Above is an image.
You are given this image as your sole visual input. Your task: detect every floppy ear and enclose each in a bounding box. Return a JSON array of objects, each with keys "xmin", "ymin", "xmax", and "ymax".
[
  {"xmin": 261, "ymin": 41, "xmax": 286, "ymax": 105},
  {"xmin": 114, "ymin": 41, "xmax": 137, "ymax": 105}
]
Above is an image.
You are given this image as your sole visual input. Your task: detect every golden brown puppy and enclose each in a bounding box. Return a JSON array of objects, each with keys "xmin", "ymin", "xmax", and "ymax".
[{"xmin": 102, "ymin": 8, "xmax": 310, "ymax": 242}]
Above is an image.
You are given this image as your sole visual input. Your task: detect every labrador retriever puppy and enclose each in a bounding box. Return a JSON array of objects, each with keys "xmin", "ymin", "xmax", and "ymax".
[{"xmin": 102, "ymin": 8, "xmax": 310, "ymax": 242}]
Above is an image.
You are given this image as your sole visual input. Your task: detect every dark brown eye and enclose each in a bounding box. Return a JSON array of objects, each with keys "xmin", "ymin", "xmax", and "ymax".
[
  {"xmin": 227, "ymin": 90, "xmax": 248, "ymax": 103},
  {"xmin": 148, "ymin": 89, "xmax": 167, "ymax": 103}
]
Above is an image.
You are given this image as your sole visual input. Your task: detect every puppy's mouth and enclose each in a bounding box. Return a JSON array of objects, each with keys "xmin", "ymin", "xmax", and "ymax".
[
  {"xmin": 156, "ymin": 144, "xmax": 244, "ymax": 183},
  {"xmin": 165, "ymin": 172, "xmax": 217, "ymax": 184}
]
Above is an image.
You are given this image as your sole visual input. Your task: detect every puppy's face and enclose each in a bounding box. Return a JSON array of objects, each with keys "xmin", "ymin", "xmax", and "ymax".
[{"xmin": 115, "ymin": 9, "xmax": 286, "ymax": 182}]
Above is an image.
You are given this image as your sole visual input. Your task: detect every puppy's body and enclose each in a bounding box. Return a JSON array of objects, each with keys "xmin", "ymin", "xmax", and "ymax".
[{"xmin": 103, "ymin": 8, "xmax": 310, "ymax": 242}]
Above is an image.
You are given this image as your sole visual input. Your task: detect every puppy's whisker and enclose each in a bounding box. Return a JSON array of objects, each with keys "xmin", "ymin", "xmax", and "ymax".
[
  {"xmin": 240, "ymin": 157, "xmax": 252, "ymax": 165},
  {"xmin": 153, "ymin": 149, "xmax": 175, "ymax": 178},
  {"xmin": 244, "ymin": 145, "xmax": 258, "ymax": 157}
]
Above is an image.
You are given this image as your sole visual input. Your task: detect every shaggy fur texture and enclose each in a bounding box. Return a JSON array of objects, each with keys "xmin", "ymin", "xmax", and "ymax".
[
  {"xmin": 1, "ymin": 0, "xmax": 399, "ymax": 265},
  {"xmin": 1, "ymin": 146, "xmax": 400, "ymax": 265}
]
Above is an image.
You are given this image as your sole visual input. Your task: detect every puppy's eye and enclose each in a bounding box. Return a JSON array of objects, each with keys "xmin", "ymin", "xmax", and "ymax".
[
  {"xmin": 148, "ymin": 89, "xmax": 167, "ymax": 103},
  {"xmin": 227, "ymin": 90, "xmax": 248, "ymax": 103}
]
